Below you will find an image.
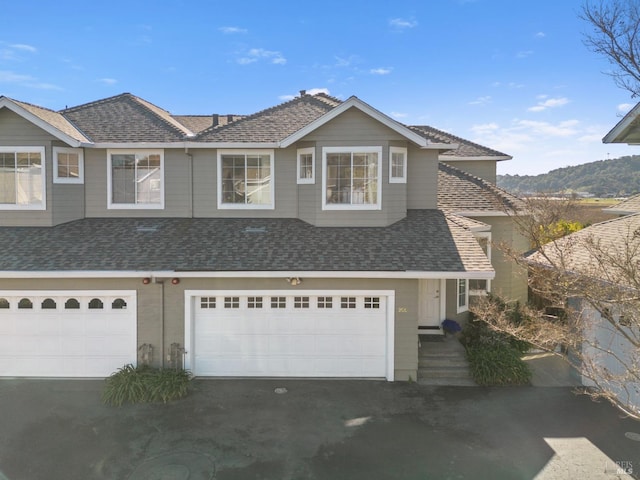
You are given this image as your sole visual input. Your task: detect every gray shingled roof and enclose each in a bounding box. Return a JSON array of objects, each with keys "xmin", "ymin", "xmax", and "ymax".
[
  {"xmin": 605, "ymin": 193, "xmax": 640, "ymax": 215},
  {"xmin": 410, "ymin": 125, "xmax": 511, "ymax": 159},
  {"xmin": 528, "ymin": 213, "xmax": 640, "ymax": 287},
  {"xmin": 62, "ymin": 93, "xmax": 192, "ymax": 143},
  {"xmin": 0, "ymin": 210, "xmax": 492, "ymax": 274},
  {"xmin": 195, "ymin": 93, "xmax": 341, "ymax": 143},
  {"xmin": 172, "ymin": 114, "xmax": 244, "ymax": 133},
  {"xmin": 438, "ymin": 162, "xmax": 525, "ymax": 213}
]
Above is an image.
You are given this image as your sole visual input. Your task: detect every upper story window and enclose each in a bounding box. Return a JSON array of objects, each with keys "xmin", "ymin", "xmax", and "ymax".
[
  {"xmin": 107, "ymin": 150, "xmax": 164, "ymax": 209},
  {"xmin": 322, "ymin": 146, "xmax": 382, "ymax": 210},
  {"xmin": 297, "ymin": 147, "xmax": 315, "ymax": 184},
  {"xmin": 53, "ymin": 147, "xmax": 84, "ymax": 184},
  {"xmin": 0, "ymin": 147, "xmax": 46, "ymax": 210},
  {"xmin": 389, "ymin": 146, "xmax": 407, "ymax": 183},
  {"xmin": 218, "ymin": 150, "xmax": 274, "ymax": 209}
]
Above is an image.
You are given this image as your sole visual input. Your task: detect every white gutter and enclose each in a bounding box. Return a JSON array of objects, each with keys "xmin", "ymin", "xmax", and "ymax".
[{"xmin": 1, "ymin": 270, "xmax": 494, "ymax": 280}]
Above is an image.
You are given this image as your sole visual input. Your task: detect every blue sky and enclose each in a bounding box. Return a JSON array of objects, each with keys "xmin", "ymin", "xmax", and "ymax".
[{"xmin": 0, "ymin": 0, "xmax": 636, "ymax": 175}]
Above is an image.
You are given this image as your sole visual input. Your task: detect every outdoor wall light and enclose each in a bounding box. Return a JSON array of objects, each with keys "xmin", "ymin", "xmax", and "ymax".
[
  {"xmin": 287, "ymin": 277, "xmax": 302, "ymax": 286},
  {"xmin": 142, "ymin": 277, "xmax": 151, "ymax": 285},
  {"xmin": 171, "ymin": 278, "xmax": 180, "ymax": 285}
]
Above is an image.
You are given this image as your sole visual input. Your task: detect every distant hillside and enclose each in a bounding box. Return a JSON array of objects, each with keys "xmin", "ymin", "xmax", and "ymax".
[{"xmin": 497, "ymin": 155, "xmax": 640, "ymax": 196}]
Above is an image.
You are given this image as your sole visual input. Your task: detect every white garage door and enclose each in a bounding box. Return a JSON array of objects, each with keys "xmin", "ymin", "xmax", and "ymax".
[
  {"xmin": 0, "ymin": 291, "xmax": 137, "ymax": 377},
  {"xmin": 188, "ymin": 291, "xmax": 392, "ymax": 379}
]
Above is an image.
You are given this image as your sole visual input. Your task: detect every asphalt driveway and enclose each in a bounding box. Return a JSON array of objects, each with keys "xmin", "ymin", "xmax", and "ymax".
[{"xmin": 0, "ymin": 379, "xmax": 638, "ymax": 480}]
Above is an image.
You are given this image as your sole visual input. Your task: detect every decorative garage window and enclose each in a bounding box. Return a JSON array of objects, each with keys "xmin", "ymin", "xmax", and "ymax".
[
  {"xmin": 108, "ymin": 149, "xmax": 164, "ymax": 209},
  {"xmin": 297, "ymin": 147, "xmax": 315, "ymax": 184},
  {"xmin": 364, "ymin": 297, "xmax": 381, "ymax": 309},
  {"xmin": 224, "ymin": 297, "xmax": 240, "ymax": 308},
  {"xmin": 317, "ymin": 297, "xmax": 333, "ymax": 308},
  {"xmin": 0, "ymin": 146, "xmax": 46, "ymax": 210},
  {"xmin": 41, "ymin": 298, "xmax": 57, "ymax": 309},
  {"xmin": 0, "ymin": 298, "xmax": 9, "ymax": 309},
  {"xmin": 65, "ymin": 298, "xmax": 80, "ymax": 309},
  {"xmin": 294, "ymin": 296, "xmax": 310, "ymax": 308},
  {"xmin": 89, "ymin": 298, "xmax": 104, "ymax": 309},
  {"xmin": 218, "ymin": 150, "xmax": 274, "ymax": 209},
  {"xmin": 341, "ymin": 297, "xmax": 356, "ymax": 309},
  {"xmin": 18, "ymin": 298, "xmax": 33, "ymax": 309},
  {"xmin": 248, "ymin": 296, "xmax": 263, "ymax": 308},
  {"xmin": 200, "ymin": 297, "xmax": 216, "ymax": 309},
  {"xmin": 53, "ymin": 147, "xmax": 84, "ymax": 184},
  {"xmin": 112, "ymin": 298, "xmax": 127, "ymax": 309},
  {"xmin": 322, "ymin": 146, "xmax": 382, "ymax": 210},
  {"xmin": 271, "ymin": 296, "xmax": 286, "ymax": 309}
]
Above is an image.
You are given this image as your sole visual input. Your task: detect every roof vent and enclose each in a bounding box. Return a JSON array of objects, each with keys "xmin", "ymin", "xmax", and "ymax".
[
  {"xmin": 300, "ymin": 90, "xmax": 307, "ymax": 96},
  {"xmin": 244, "ymin": 226, "xmax": 267, "ymax": 233}
]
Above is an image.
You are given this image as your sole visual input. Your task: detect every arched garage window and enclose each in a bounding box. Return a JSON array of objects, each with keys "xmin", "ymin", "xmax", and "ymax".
[
  {"xmin": 18, "ymin": 298, "xmax": 33, "ymax": 309},
  {"xmin": 0, "ymin": 298, "xmax": 9, "ymax": 309},
  {"xmin": 112, "ymin": 298, "xmax": 127, "ymax": 309},
  {"xmin": 41, "ymin": 298, "xmax": 57, "ymax": 309},
  {"xmin": 89, "ymin": 298, "xmax": 104, "ymax": 309},
  {"xmin": 65, "ymin": 298, "xmax": 80, "ymax": 309}
]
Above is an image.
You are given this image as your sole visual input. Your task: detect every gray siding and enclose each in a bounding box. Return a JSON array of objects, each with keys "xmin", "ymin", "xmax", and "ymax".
[
  {"xmin": 84, "ymin": 148, "xmax": 191, "ymax": 218},
  {"xmin": 52, "ymin": 184, "xmax": 84, "ymax": 225},
  {"xmin": 407, "ymin": 146, "xmax": 438, "ymax": 209},
  {"xmin": 0, "ymin": 108, "xmax": 54, "ymax": 226}
]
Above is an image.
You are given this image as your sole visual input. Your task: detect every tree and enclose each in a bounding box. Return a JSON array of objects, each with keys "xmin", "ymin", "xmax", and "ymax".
[
  {"xmin": 471, "ymin": 197, "xmax": 640, "ymax": 419},
  {"xmin": 581, "ymin": 0, "xmax": 640, "ymax": 97}
]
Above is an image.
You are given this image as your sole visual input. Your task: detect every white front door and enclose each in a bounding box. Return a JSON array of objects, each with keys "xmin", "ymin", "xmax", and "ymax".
[{"xmin": 418, "ymin": 280, "xmax": 444, "ymax": 333}]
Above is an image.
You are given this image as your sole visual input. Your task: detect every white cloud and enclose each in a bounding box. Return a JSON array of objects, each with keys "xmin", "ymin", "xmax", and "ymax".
[
  {"xmin": 527, "ymin": 97, "xmax": 569, "ymax": 112},
  {"xmin": 391, "ymin": 112, "xmax": 408, "ymax": 118},
  {"xmin": 535, "ymin": 32, "xmax": 546, "ymax": 38},
  {"xmin": 370, "ymin": 67, "xmax": 392, "ymax": 75},
  {"xmin": 10, "ymin": 43, "xmax": 36, "ymax": 53},
  {"xmin": 237, "ymin": 48, "xmax": 286, "ymax": 65},
  {"xmin": 219, "ymin": 26, "xmax": 248, "ymax": 34},
  {"xmin": 0, "ymin": 70, "xmax": 61, "ymax": 90},
  {"xmin": 618, "ymin": 103, "xmax": 634, "ymax": 113},
  {"xmin": 305, "ymin": 88, "xmax": 330, "ymax": 96},
  {"xmin": 98, "ymin": 78, "xmax": 118, "ymax": 85},
  {"xmin": 469, "ymin": 96, "xmax": 491, "ymax": 106},
  {"xmin": 516, "ymin": 50, "xmax": 534, "ymax": 59},
  {"xmin": 516, "ymin": 119, "xmax": 579, "ymax": 137},
  {"xmin": 389, "ymin": 18, "xmax": 418, "ymax": 30}
]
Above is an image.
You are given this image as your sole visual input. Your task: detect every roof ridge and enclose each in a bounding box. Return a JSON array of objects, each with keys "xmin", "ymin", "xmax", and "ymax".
[
  {"xmin": 194, "ymin": 93, "xmax": 337, "ymax": 138},
  {"xmin": 130, "ymin": 95, "xmax": 195, "ymax": 137},
  {"xmin": 439, "ymin": 162, "xmax": 522, "ymax": 211},
  {"xmin": 61, "ymin": 92, "xmax": 134, "ymax": 113},
  {"xmin": 11, "ymin": 98, "xmax": 60, "ymax": 114},
  {"xmin": 410, "ymin": 124, "xmax": 510, "ymax": 157}
]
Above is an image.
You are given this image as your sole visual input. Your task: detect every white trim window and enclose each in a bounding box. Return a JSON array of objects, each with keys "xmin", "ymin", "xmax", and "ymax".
[
  {"xmin": 107, "ymin": 150, "xmax": 164, "ymax": 209},
  {"xmin": 457, "ymin": 279, "xmax": 469, "ymax": 313},
  {"xmin": 297, "ymin": 147, "xmax": 315, "ymax": 184},
  {"xmin": 218, "ymin": 150, "xmax": 274, "ymax": 209},
  {"xmin": 0, "ymin": 146, "xmax": 46, "ymax": 210},
  {"xmin": 469, "ymin": 233, "xmax": 492, "ymax": 296},
  {"xmin": 322, "ymin": 146, "xmax": 382, "ymax": 210},
  {"xmin": 53, "ymin": 147, "xmax": 84, "ymax": 184},
  {"xmin": 389, "ymin": 146, "xmax": 407, "ymax": 183}
]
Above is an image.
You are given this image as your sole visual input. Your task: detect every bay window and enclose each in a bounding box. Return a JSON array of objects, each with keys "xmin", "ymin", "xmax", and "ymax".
[
  {"xmin": 0, "ymin": 147, "xmax": 45, "ymax": 210},
  {"xmin": 108, "ymin": 150, "xmax": 164, "ymax": 209},
  {"xmin": 218, "ymin": 150, "xmax": 274, "ymax": 209},
  {"xmin": 322, "ymin": 146, "xmax": 382, "ymax": 210}
]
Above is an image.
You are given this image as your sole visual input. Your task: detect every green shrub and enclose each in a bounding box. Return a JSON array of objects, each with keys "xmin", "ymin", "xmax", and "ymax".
[
  {"xmin": 103, "ymin": 364, "xmax": 191, "ymax": 406},
  {"xmin": 467, "ymin": 344, "xmax": 532, "ymax": 386}
]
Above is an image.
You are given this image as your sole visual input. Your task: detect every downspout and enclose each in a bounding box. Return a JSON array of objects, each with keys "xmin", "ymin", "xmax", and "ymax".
[
  {"xmin": 152, "ymin": 277, "xmax": 165, "ymax": 367},
  {"xmin": 185, "ymin": 147, "xmax": 194, "ymax": 218}
]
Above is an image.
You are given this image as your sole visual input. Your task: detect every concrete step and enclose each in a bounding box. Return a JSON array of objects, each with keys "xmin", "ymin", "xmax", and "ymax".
[
  {"xmin": 419, "ymin": 357, "xmax": 469, "ymax": 368},
  {"xmin": 417, "ymin": 377, "xmax": 477, "ymax": 387},
  {"xmin": 419, "ymin": 366, "xmax": 473, "ymax": 379}
]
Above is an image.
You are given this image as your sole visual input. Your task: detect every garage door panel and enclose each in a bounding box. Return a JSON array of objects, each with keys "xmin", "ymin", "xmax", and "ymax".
[
  {"xmin": 0, "ymin": 292, "xmax": 136, "ymax": 377},
  {"xmin": 192, "ymin": 293, "xmax": 389, "ymax": 378}
]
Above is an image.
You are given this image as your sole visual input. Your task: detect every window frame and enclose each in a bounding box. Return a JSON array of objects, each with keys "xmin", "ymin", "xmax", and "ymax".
[
  {"xmin": 296, "ymin": 147, "xmax": 315, "ymax": 184},
  {"xmin": 0, "ymin": 146, "xmax": 46, "ymax": 210},
  {"xmin": 469, "ymin": 232, "xmax": 492, "ymax": 296},
  {"xmin": 217, "ymin": 149, "xmax": 275, "ymax": 210},
  {"xmin": 53, "ymin": 146, "xmax": 84, "ymax": 184},
  {"xmin": 457, "ymin": 279, "xmax": 469, "ymax": 313},
  {"xmin": 107, "ymin": 149, "xmax": 164, "ymax": 210},
  {"xmin": 389, "ymin": 146, "xmax": 407, "ymax": 184},
  {"xmin": 321, "ymin": 146, "xmax": 382, "ymax": 211}
]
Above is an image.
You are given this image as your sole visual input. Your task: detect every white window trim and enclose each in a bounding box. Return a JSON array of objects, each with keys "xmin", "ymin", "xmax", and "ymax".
[
  {"xmin": 217, "ymin": 149, "xmax": 275, "ymax": 210},
  {"xmin": 322, "ymin": 146, "xmax": 382, "ymax": 211},
  {"xmin": 470, "ymin": 232, "xmax": 492, "ymax": 295},
  {"xmin": 53, "ymin": 147, "xmax": 84, "ymax": 184},
  {"xmin": 107, "ymin": 149, "xmax": 165, "ymax": 210},
  {"xmin": 457, "ymin": 279, "xmax": 469, "ymax": 313},
  {"xmin": 296, "ymin": 147, "xmax": 315, "ymax": 184},
  {"xmin": 0, "ymin": 146, "xmax": 46, "ymax": 211},
  {"xmin": 389, "ymin": 146, "xmax": 407, "ymax": 184}
]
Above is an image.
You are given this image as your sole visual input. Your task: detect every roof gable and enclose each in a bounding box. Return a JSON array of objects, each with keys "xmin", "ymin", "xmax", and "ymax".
[
  {"xmin": 603, "ymin": 102, "xmax": 640, "ymax": 144},
  {"xmin": 0, "ymin": 96, "xmax": 90, "ymax": 146}
]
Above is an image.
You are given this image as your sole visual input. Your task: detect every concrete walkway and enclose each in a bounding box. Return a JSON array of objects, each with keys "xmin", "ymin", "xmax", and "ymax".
[{"xmin": 524, "ymin": 350, "xmax": 583, "ymax": 387}]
